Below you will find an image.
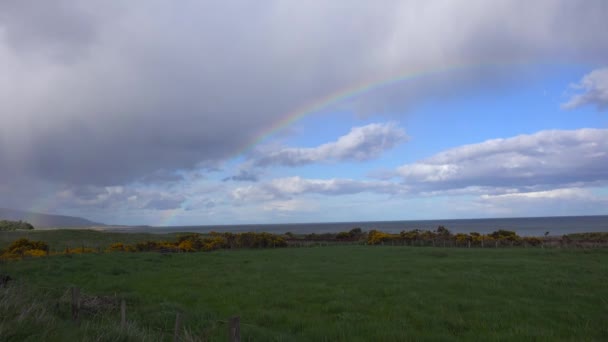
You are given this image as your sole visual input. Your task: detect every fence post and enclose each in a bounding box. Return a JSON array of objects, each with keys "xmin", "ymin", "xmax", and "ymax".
[
  {"xmin": 229, "ymin": 316, "xmax": 240, "ymax": 342},
  {"xmin": 173, "ymin": 312, "xmax": 182, "ymax": 342},
  {"xmin": 71, "ymin": 287, "xmax": 80, "ymax": 323},
  {"xmin": 121, "ymin": 299, "xmax": 126, "ymax": 329}
]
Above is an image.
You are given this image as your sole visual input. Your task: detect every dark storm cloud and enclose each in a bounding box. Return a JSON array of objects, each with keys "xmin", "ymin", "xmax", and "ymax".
[
  {"xmin": 0, "ymin": 0, "xmax": 99, "ymax": 62},
  {"xmin": 1, "ymin": 1, "xmax": 608, "ymax": 211},
  {"xmin": 138, "ymin": 170, "xmax": 184, "ymax": 185}
]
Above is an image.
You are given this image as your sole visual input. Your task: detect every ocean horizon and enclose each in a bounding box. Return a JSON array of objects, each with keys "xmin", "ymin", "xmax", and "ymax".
[{"xmin": 117, "ymin": 215, "xmax": 608, "ymax": 237}]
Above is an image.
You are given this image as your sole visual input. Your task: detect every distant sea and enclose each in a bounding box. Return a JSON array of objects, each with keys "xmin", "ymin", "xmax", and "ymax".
[{"xmin": 118, "ymin": 215, "xmax": 608, "ymax": 237}]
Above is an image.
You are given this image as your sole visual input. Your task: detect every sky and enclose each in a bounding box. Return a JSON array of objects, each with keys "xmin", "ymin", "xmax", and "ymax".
[{"xmin": 1, "ymin": 1, "xmax": 608, "ymax": 226}]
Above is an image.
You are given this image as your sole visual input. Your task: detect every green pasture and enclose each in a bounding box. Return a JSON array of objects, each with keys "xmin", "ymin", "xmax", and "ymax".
[{"xmin": 0, "ymin": 231, "xmax": 607, "ymax": 341}]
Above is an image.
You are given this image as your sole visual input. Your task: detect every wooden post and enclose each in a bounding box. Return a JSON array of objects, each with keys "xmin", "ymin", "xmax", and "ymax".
[
  {"xmin": 173, "ymin": 312, "xmax": 182, "ymax": 342},
  {"xmin": 121, "ymin": 299, "xmax": 126, "ymax": 329},
  {"xmin": 71, "ymin": 287, "xmax": 80, "ymax": 323},
  {"xmin": 229, "ymin": 316, "xmax": 240, "ymax": 342}
]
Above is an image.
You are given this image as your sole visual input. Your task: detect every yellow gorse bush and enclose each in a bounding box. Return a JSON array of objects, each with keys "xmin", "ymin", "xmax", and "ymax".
[
  {"xmin": 106, "ymin": 242, "xmax": 126, "ymax": 252},
  {"xmin": 0, "ymin": 238, "xmax": 49, "ymax": 260},
  {"xmin": 23, "ymin": 249, "xmax": 48, "ymax": 257}
]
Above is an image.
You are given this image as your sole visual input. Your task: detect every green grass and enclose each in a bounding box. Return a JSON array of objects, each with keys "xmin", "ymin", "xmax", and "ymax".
[
  {"xmin": 0, "ymin": 229, "xmax": 178, "ymax": 252},
  {"xmin": 1, "ymin": 243, "xmax": 607, "ymax": 341}
]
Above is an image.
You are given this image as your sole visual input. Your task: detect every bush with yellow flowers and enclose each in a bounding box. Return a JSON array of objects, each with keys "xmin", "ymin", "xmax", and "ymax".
[
  {"xmin": 0, "ymin": 238, "xmax": 49, "ymax": 260},
  {"xmin": 178, "ymin": 240, "xmax": 195, "ymax": 252},
  {"xmin": 367, "ymin": 230, "xmax": 399, "ymax": 245},
  {"xmin": 106, "ymin": 242, "xmax": 127, "ymax": 252}
]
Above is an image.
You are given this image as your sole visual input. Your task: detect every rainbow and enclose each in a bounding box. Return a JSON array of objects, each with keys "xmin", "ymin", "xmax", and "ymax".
[
  {"xmin": 27, "ymin": 61, "xmax": 525, "ymax": 227},
  {"xmin": 154, "ymin": 61, "xmax": 527, "ymax": 226},
  {"xmin": 233, "ymin": 61, "xmax": 521, "ymax": 157}
]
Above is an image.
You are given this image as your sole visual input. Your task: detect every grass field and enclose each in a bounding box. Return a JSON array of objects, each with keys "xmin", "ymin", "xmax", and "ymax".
[
  {"xmin": 1, "ymin": 232, "xmax": 607, "ymax": 341},
  {"xmin": 0, "ymin": 229, "xmax": 178, "ymax": 252}
]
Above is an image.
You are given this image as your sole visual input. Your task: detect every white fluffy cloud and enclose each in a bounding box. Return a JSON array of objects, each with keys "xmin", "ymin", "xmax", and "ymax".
[
  {"xmin": 233, "ymin": 128, "xmax": 608, "ymax": 204},
  {"xmin": 480, "ymin": 188, "xmax": 591, "ymax": 201},
  {"xmin": 232, "ymin": 176, "xmax": 402, "ymax": 202},
  {"xmin": 476, "ymin": 187, "xmax": 608, "ymax": 217},
  {"xmin": 562, "ymin": 67, "xmax": 608, "ymax": 110},
  {"xmin": 397, "ymin": 128, "xmax": 608, "ymax": 191},
  {"xmin": 252, "ymin": 122, "xmax": 407, "ymax": 167}
]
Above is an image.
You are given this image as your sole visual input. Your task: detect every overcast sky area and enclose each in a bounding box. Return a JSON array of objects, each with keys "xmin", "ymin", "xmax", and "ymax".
[{"xmin": 1, "ymin": 1, "xmax": 608, "ymax": 226}]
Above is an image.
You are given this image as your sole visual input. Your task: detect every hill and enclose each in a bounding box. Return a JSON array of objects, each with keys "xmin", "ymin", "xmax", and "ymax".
[{"xmin": 0, "ymin": 208, "xmax": 104, "ymax": 228}]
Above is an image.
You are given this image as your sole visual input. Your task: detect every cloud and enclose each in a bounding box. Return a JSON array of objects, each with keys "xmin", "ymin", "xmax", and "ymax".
[
  {"xmin": 397, "ymin": 128, "xmax": 608, "ymax": 191},
  {"xmin": 138, "ymin": 169, "xmax": 184, "ymax": 184},
  {"xmin": 252, "ymin": 122, "xmax": 407, "ymax": 167},
  {"xmin": 0, "ymin": 1, "xmax": 100, "ymax": 63},
  {"xmin": 1, "ymin": 1, "xmax": 608, "ymax": 218},
  {"xmin": 562, "ymin": 67, "xmax": 608, "ymax": 110},
  {"xmin": 0, "ymin": 1, "xmax": 606, "ymax": 191},
  {"xmin": 232, "ymin": 176, "xmax": 403, "ymax": 202},
  {"xmin": 262, "ymin": 199, "xmax": 318, "ymax": 213},
  {"xmin": 55, "ymin": 185, "xmax": 186, "ymax": 212},
  {"xmin": 480, "ymin": 188, "xmax": 591, "ymax": 200},
  {"xmin": 476, "ymin": 187, "xmax": 608, "ymax": 217},
  {"xmin": 144, "ymin": 197, "xmax": 184, "ymax": 211},
  {"xmin": 222, "ymin": 169, "xmax": 260, "ymax": 182}
]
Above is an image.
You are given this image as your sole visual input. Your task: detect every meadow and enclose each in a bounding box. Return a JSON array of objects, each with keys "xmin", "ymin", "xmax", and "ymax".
[
  {"xmin": 0, "ymin": 229, "xmax": 178, "ymax": 252},
  {"xmin": 0, "ymin": 230, "xmax": 607, "ymax": 341}
]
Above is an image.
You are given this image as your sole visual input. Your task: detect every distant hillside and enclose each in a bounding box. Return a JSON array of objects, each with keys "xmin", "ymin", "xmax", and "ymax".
[{"xmin": 0, "ymin": 208, "xmax": 104, "ymax": 228}]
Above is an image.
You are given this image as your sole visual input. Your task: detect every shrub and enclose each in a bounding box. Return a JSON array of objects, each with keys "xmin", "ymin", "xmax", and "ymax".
[
  {"xmin": 106, "ymin": 243, "xmax": 126, "ymax": 252},
  {"xmin": 8, "ymin": 238, "xmax": 49, "ymax": 253},
  {"xmin": 1, "ymin": 238, "xmax": 49, "ymax": 260},
  {"xmin": 177, "ymin": 234, "xmax": 204, "ymax": 250},
  {"xmin": 349, "ymin": 228, "xmax": 363, "ymax": 236},
  {"xmin": 489, "ymin": 230, "xmax": 520, "ymax": 241},
  {"xmin": 454, "ymin": 233, "xmax": 471, "ymax": 243},
  {"xmin": 23, "ymin": 249, "xmax": 47, "ymax": 257},
  {"xmin": 400, "ymin": 229, "xmax": 421, "ymax": 242},
  {"xmin": 0, "ymin": 220, "xmax": 35, "ymax": 231},
  {"xmin": 367, "ymin": 230, "xmax": 397, "ymax": 245},
  {"xmin": 336, "ymin": 232, "xmax": 352, "ymax": 240},
  {"xmin": 178, "ymin": 240, "xmax": 195, "ymax": 252},
  {"xmin": 435, "ymin": 226, "xmax": 452, "ymax": 237},
  {"xmin": 522, "ymin": 237, "xmax": 542, "ymax": 246}
]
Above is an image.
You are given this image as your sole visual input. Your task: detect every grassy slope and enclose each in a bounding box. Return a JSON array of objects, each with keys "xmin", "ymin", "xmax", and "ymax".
[{"xmin": 1, "ymin": 245, "xmax": 607, "ymax": 341}]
